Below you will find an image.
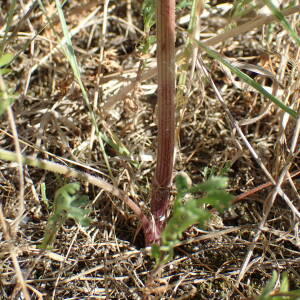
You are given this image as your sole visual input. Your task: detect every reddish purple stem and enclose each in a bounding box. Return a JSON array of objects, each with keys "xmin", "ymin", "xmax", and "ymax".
[{"xmin": 143, "ymin": 0, "xmax": 176, "ymax": 246}]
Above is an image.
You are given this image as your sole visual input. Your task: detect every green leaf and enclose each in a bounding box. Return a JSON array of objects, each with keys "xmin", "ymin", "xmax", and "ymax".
[
  {"xmin": 151, "ymin": 243, "xmax": 161, "ymax": 264},
  {"xmin": 190, "ymin": 176, "xmax": 229, "ymax": 194},
  {"xmin": 258, "ymin": 271, "xmax": 278, "ymax": 299},
  {"xmin": 0, "ymin": 53, "xmax": 13, "ymax": 68},
  {"xmin": 0, "ymin": 92, "xmax": 17, "ymax": 116},
  {"xmin": 279, "ymin": 272, "xmax": 289, "ymax": 293},
  {"xmin": 176, "ymin": 0, "xmax": 192, "ymax": 10},
  {"xmin": 198, "ymin": 192, "xmax": 232, "ymax": 212},
  {"xmin": 38, "ymin": 182, "xmax": 91, "ymax": 249},
  {"xmin": 152, "ymin": 175, "xmax": 232, "ymax": 266},
  {"xmin": 257, "ymin": 271, "xmax": 300, "ymax": 299},
  {"xmin": 142, "ymin": 0, "xmax": 155, "ymax": 32},
  {"xmin": 0, "ymin": 68, "xmax": 11, "ymax": 75},
  {"xmin": 71, "ymin": 195, "xmax": 89, "ymax": 207},
  {"xmin": 175, "ymin": 172, "xmax": 192, "ymax": 191}
]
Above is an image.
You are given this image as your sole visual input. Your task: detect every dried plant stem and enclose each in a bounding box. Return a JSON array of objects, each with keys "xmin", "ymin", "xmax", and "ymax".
[
  {"xmin": 0, "ymin": 76, "xmax": 25, "ymax": 227},
  {"xmin": 0, "ymin": 149, "xmax": 148, "ymax": 224},
  {"xmin": 0, "ymin": 206, "xmax": 31, "ymax": 300},
  {"xmin": 145, "ymin": 0, "xmax": 176, "ymax": 245},
  {"xmin": 232, "ymin": 169, "xmax": 300, "ymax": 204},
  {"xmin": 198, "ymin": 57, "xmax": 300, "ymax": 284},
  {"xmin": 102, "ymin": 5, "xmax": 300, "ymax": 115},
  {"xmin": 204, "ymin": 5, "xmax": 300, "ymax": 47}
]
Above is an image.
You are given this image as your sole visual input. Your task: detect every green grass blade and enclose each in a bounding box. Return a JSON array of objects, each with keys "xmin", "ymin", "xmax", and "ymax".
[
  {"xmin": 54, "ymin": 0, "xmax": 135, "ymax": 177},
  {"xmin": 258, "ymin": 271, "xmax": 278, "ymax": 299},
  {"xmin": 193, "ymin": 39, "xmax": 297, "ymax": 119},
  {"xmin": 0, "ymin": 73, "xmax": 17, "ymax": 115},
  {"xmin": 54, "ymin": 0, "xmax": 112, "ymax": 175},
  {"xmin": 0, "ymin": 0, "xmax": 17, "ymax": 54},
  {"xmin": 0, "ymin": 53, "xmax": 13, "ymax": 67},
  {"xmin": 263, "ymin": 0, "xmax": 300, "ymax": 47},
  {"xmin": 54, "ymin": 0, "xmax": 81, "ymax": 81}
]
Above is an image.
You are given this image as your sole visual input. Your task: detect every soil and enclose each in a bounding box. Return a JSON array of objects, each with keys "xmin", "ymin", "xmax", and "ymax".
[{"xmin": 0, "ymin": 1, "xmax": 299, "ymax": 299}]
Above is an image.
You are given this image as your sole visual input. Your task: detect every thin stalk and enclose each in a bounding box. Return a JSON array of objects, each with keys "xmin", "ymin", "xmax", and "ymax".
[
  {"xmin": 101, "ymin": 5, "xmax": 300, "ymax": 114},
  {"xmin": 0, "ymin": 0, "xmax": 17, "ymax": 54},
  {"xmin": 0, "ymin": 149, "xmax": 147, "ymax": 221},
  {"xmin": 145, "ymin": 0, "xmax": 176, "ymax": 245}
]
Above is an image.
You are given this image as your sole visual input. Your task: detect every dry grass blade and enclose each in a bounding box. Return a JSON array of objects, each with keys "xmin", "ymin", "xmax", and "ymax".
[
  {"xmin": 1, "ymin": 1, "xmax": 300, "ymax": 298},
  {"xmin": 197, "ymin": 56, "xmax": 300, "ymax": 284},
  {"xmin": 204, "ymin": 4, "xmax": 300, "ymax": 47},
  {"xmin": 25, "ymin": 6, "xmax": 100, "ymax": 93},
  {"xmin": 0, "ymin": 206, "xmax": 31, "ymax": 300},
  {"xmin": 102, "ymin": 4, "xmax": 300, "ymax": 115},
  {"xmin": 0, "ymin": 148, "xmax": 144, "ymax": 219},
  {"xmin": 0, "ymin": 75, "xmax": 24, "ymax": 229}
]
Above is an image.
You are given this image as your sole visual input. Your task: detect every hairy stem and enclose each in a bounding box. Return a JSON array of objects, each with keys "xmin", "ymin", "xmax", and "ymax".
[
  {"xmin": 0, "ymin": 149, "xmax": 150, "ymax": 227},
  {"xmin": 145, "ymin": 0, "xmax": 176, "ymax": 246}
]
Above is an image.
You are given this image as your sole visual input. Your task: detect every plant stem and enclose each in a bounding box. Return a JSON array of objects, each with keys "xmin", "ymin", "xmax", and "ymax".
[
  {"xmin": 145, "ymin": 0, "xmax": 176, "ymax": 246},
  {"xmin": 0, "ymin": 149, "xmax": 148, "ymax": 223}
]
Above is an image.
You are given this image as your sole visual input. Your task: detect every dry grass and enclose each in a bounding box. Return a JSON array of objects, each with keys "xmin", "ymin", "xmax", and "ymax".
[{"xmin": 0, "ymin": 1, "xmax": 299, "ymax": 299}]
